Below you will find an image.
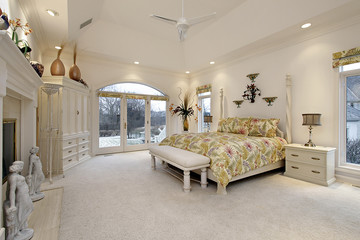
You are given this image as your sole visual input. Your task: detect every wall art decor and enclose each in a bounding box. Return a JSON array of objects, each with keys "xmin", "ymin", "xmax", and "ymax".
[{"xmin": 242, "ymin": 73, "xmax": 261, "ymax": 103}]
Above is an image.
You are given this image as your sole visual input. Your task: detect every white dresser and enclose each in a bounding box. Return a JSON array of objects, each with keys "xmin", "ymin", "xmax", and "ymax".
[
  {"xmin": 39, "ymin": 76, "xmax": 91, "ymax": 176},
  {"xmin": 284, "ymin": 143, "xmax": 336, "ymax": 186}
]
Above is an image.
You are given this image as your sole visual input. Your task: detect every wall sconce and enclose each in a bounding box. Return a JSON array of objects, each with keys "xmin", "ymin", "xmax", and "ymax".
[
  {"xmin": 263, "ymin": 97, "xmax": 277, "ymax": 106},
  {"xmin": 302, "ymin": 113, "xmax": 321, "ymax": 147},
  {"xmin": 204, "ymin": 115, "xmax": 213, "ymax": 132},
  {"xmin": 233, "ymin": 100, "xmax": 244, "ymax": 108}
]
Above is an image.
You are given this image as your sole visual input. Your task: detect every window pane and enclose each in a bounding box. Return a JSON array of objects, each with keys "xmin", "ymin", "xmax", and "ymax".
[
  {"xmin": 99, "ymin": 97, "xmax": 121, "ymax": 148},
  {"xmin": 100, "ymin": 83, "xmax": 164, "ymax": 96},
  {"xmin": 201, "ymin": 97, "xmax": 211, "ymax": 132},
  {"xmin": 346, "ymin": 75, "xmax": 360, "ymax": 165},
  {"xmin": 151, "ymin": 100, "xmax": 166, "ymax": 143},
  {"xmin": 127, "ymin": 99, "xmax": 145, "ymax": 145}
]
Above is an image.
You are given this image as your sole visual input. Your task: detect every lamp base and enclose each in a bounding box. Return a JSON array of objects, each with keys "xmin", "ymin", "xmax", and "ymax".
[{"xmin": 304, "ymin": 140, "xmax": 316, "ymax": 147}]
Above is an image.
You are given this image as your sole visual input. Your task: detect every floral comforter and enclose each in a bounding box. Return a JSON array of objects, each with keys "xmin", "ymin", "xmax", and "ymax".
[{"xmin": 159, "ymin": 132, "xmax": 287, "ymax": 187}]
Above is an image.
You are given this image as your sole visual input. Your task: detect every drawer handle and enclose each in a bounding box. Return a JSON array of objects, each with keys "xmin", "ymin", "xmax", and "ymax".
[
  {"xmin": 68, "ymin": 150, "xmax": 72, "ymax": 153},
  {"xmin": 82, "ymin": 153, "xmax": 85, "ymax": 156},
  {"xmin": 291, "ymin": 154, "xmax": 299, "ymax": 157},
  {"xmin": 82, "ymin": 138, "xmax": 86, "ymax": 141},
  {"xmin": 291, "ymin": 166, "xmax": 299, "ymax": 169},
  {"xmin": 82, "ymin": 146, "xmax": 85, "ymax": 149},
  {"xmin": 68, "ymin": 159, "xmax": 73, "ymax": 162},
  {"xmin": 68, "ymin": 141, "xmax": 72, "ymax": 144},
  {"xmin": 311, "ymin": 170, "xmax": 320, "ymax": 174},
  {"xmin": 311, "ymin": 157, "xmax": 320, "ymax": 160}
]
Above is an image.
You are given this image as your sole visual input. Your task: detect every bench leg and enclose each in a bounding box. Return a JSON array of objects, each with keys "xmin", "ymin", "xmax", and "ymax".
[
  {"xmin": 183, "ymin": 170, "xmax": 191, "ymax": 193},
  {"xmin": 201, "ymin": 168, "xmax": 208, "ymax": 188},
  {"xmin": 151, "ymin": 155, "xmax": 156, "ymax": 169}
]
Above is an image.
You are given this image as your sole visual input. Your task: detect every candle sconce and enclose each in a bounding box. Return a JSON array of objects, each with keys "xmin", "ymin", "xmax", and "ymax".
[
  {"xmin": 263, "ymin": 97, "xmax": 277, "ymax": 106},
  {"xmin": 233, "ymin": 100, "xmax": 244, "ymax": 108}
]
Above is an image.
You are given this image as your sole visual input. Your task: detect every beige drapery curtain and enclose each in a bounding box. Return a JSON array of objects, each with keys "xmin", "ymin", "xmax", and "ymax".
[
  {"xmin": 332, "ymin": 46, "xmax": 360, "ymax": 68},
  {"xmin": 196, "ymin": 84, "xmax": 212, "ymax": 94}
]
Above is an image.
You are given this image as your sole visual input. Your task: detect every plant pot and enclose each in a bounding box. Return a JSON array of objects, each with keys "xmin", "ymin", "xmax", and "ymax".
[
  {"xmin": 183, "ymin": 117, "xmax": 189, "ymax": 131},
  {"xmin": 69, "ymin": 63, "xmax": 81, "ymax": 81},
  {"xmin": 50, "ymin": 58, "xmax": 65, "ymax": 76}
]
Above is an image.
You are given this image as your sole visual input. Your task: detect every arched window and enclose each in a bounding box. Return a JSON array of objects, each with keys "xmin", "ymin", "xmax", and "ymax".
[{"xmin": 97, "ymin": 83, "xmax": 167, "ymax": 152}]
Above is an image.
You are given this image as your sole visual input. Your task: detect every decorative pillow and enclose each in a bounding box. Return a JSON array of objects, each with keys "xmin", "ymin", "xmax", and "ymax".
[
  {"xmin": 248, "ymin": 118, "xmax": 280, "ymax": 138},
  {"xmin": 217, "ymin": 117, "xmax": 251, "ymax": 135}
]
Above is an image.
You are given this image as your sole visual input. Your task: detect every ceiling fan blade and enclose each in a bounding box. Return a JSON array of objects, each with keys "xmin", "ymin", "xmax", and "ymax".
[
  {"xmin": 187, "ymin": 12, "xmax": 216, "ymax": 26},
  {"xmin": 150, "ymin": 14, "xmax": 177, "ymax": 24}
]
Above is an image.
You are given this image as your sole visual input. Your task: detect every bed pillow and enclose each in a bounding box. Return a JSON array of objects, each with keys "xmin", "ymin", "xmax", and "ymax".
[
  {"xmin": 217, "ymin": 117, "xmax": 251, "ymax": 135},
  {"xmin": 248, "ymin": 118, "xmax": 280, "ymax": 138}
]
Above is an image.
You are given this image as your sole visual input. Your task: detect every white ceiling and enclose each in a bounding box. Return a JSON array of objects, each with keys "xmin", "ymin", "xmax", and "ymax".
[{"xmin": 19, "ymin": 0, "xmax": 360, "ymax": 74}]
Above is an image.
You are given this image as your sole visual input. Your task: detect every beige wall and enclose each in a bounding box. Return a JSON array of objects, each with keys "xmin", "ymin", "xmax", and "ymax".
[{"xmin": 190, "ymin": 21, "xmax": 360, "ymax": 163}]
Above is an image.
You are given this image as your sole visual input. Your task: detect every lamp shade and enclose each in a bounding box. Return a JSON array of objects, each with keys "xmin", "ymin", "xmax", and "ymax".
[
  {"xmin": 204, "ymin": 115, "xmax": 213, "ymax": 123},
  {"xmin": 302, "ymin": 113, "xmax": 321, "ymax": 126}
]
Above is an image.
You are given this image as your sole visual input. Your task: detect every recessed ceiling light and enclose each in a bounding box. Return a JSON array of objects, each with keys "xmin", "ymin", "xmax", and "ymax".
[
  {"xmin": 134, "ymin": 61, "xmax": 139, "ymax": 65},
  {"xmin": 55, "ymin": 46, "xmax": 62, "ymax": 50},
  {"xmin": 185, "ymin": 71, "xmax": 190, "ymax": 74},
  {"xmin": 301, "ymin": 23, "xmax": 311, "ymax": 29},
  {"xmin": 210, "ymin": 61, "xmax": 215, "ymax": 65},
  {"xmin": 46, "ymin": 9, "xmax": 59, "ymax": 17}
]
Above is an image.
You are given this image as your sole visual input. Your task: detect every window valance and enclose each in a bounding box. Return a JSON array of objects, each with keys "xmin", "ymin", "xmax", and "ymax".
[
  {"xmin": 97, "ymin": 91, "xmax": 168, "ymax": 100},
  {"xmin": 332, "ymin": 47, "xmax": 360, "ymax": 68},
  {"xmin": 196, "ymin": 84, "xmax": 212, "ymax": 94}
]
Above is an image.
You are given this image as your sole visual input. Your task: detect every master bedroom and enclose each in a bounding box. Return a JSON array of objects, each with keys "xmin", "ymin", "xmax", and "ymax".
[{"xmin": 1, "ymin": 0, "xmax": 360, "ymax": 239}]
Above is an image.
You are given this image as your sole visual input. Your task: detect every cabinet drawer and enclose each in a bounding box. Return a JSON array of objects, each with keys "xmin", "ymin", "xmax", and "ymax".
[
  {"xmin": 286, "ymin": 149, "xmax": 325, "ymax": 166},
  {"xmin": 63, "ymin": 146, "xmax": 77, "ymax": 158},
  {"xmin": 79, "ymin": 150, "xmax": 89, "ymax": 160},
  {"xmin": 63, "ymin": 156, "xmax": 76, "ymax": 167},
  {"xmin": 79, "ymin": 143, "xmax": 88, "ymax": 151},
  {"xmin": 79, "ymin": 136, "xmax": 88, "ymax": 144},
  {"xmin": 286, "ymin": 161, "xmax": 326, "ymax": 180},
  {"xmin": 63, "ymin": 139, "xmax": 77, "ymax": 148}
]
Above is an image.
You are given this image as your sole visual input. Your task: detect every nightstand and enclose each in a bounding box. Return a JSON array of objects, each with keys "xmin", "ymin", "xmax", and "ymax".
[{"xmin": 284, "ymin": 143, "xmax": 336, "ymax": 186}]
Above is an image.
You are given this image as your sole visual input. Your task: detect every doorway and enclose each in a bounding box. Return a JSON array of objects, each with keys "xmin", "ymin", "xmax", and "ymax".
[{"xmin": 97, "ymin": 83, "xmax": 167, "ymax": 154}]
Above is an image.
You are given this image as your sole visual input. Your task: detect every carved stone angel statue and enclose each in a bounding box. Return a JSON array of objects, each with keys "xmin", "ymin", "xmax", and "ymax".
[
  {"xmin": 26, "ymin": 146, "xmax": 45, "ymax": 201},
  {"xmin": 3, "ymin": 161, "xmax": 34, "ymax": 240}
]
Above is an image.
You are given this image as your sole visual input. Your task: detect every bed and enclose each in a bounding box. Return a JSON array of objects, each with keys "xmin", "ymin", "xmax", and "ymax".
[
  {"xmin": 158, "ymin": 75, "xmax": 293, "ymax": 194},
  {"xmin": 159, "ymin": 117, "xmax": 288, "ymax": 193}
]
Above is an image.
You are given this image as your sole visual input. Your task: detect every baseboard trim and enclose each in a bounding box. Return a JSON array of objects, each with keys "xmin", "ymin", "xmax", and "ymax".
[{"xmin": 336, "ymin": 174, "xmax": 360, "ymax": 187}]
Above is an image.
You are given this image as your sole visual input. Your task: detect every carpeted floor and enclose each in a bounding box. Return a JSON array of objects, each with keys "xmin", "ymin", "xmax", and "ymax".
[{"xmin": 43, "ymin": 151, "xmax": 360, "ymax": 240}]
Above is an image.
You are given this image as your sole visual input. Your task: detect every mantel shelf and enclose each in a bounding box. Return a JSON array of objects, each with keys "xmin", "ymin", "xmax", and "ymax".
[{"xmin": 0, "ymin": 30, "xmax": 43, "ymax": 100}]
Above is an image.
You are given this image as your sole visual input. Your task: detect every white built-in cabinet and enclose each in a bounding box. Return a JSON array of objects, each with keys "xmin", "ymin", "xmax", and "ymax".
[{"xmin": 39, "ymin": 76, "xmax": 91, "ymax": 176}]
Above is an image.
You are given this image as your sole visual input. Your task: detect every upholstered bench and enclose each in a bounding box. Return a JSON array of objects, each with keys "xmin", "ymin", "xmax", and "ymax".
[{"xmin": 149, "ymin": 145, "xmax": 210, "ymax": 193}]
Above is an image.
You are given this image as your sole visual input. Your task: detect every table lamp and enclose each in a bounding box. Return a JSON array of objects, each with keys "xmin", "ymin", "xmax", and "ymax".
[{"xmin": 302, "ymin": 113, "xmax": 321, "ymax": 147}]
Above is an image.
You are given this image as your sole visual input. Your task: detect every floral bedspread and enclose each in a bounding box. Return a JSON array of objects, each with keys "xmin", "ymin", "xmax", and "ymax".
[{"xmin": 159, "ymin": 132, "xmax": 287, "ymax": 187}]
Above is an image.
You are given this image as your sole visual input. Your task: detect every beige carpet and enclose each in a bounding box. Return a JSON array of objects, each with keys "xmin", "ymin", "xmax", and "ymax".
[
  {"xmin": 28, "ymin": 187, "xmax": 63, "ymax": 240},
  {"xmin": 43, "ymin": 151, "xmax": 360, "ymax": 240}
]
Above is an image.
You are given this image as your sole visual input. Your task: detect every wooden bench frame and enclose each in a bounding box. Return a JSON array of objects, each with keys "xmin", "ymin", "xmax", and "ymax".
[{"xmin": 150, "ymin": 152, "xmax": 210, "ymax": 193}]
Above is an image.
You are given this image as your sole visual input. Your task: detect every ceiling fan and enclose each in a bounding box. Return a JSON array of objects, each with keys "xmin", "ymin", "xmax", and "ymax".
[{"xmin": 150, "ymin": 0, "xmax": 216, "ymax": 41}]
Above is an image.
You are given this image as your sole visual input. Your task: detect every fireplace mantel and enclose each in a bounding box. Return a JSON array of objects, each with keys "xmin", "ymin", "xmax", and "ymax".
[{"xmin": 0, "ymin": 30, "xmax": 43, "ymax": 236}]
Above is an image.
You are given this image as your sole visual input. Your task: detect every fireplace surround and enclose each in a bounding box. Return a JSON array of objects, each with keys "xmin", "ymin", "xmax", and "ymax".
[{"xmin": 0, "ymin": 30, "xmax": 43, "ymax": 237}]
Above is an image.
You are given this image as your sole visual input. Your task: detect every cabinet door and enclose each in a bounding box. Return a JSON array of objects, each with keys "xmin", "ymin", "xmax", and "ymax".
[
  {"xmin": 62, "ymin": 89, "xmax": 69, "ymax": 135},
  {"xmin": 68, "ymin": 90, "xmax": 77, "ymax": 134},
  {"xmin": 76, "ymin": 93, "xmax": 82, "ymax": 133},
  {"xmin": 82, "ymin": 95, "xmax": 88, "ymax": 132}
]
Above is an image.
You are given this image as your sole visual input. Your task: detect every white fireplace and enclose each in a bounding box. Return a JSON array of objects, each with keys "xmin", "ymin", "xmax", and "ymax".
[{"xmin": 0, "ymin": 30, "xmax": 43, "ymax": 238}]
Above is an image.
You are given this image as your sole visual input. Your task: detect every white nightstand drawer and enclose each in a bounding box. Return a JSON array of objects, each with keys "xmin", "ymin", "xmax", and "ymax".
[
  {"xmin": 286, "ymin": 149, "xmax": 325, "ymax": 166},
  {"xmin": 286, "ymin": 161, "xmax": 326, "ymax": 180}
]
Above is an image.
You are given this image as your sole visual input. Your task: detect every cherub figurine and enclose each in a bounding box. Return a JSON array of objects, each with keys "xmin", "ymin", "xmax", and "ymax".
[
  {"xmin": 26, "ymin": 146, "xmax": 45, "ymax": 201},
  {"xmin": 3, "ymin": 161, "xmax": 34, "ymax": 240}
]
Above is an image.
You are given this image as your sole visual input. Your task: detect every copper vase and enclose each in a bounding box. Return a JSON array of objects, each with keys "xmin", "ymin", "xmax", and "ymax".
[
  {"xmin": 50, "ymin": 58, "xmax": 65, "ymax": 76},
  {"xmin": 69, "ymin": 64, "xmax": 81, "ymax": 81}
]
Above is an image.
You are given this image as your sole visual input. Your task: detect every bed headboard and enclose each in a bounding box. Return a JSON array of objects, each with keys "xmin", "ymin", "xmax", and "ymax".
[{"xmin": 219, "ymin": 74, "xmax": 292, "ymax": 143}]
